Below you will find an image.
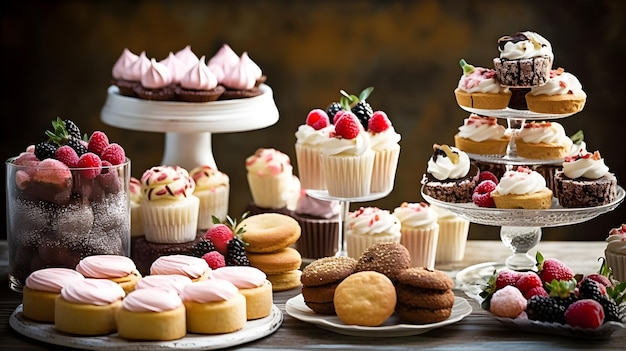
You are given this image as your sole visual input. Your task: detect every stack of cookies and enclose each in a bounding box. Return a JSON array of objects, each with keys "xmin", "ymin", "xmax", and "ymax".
[
  {"xmin": 394, "ymin": 267, "xmax": 455, "ymax": 324},
  {"xmin": 300, "ymin": 256, "xmax": 357, "ymax": 315},
  {"xmin": 237, "ymin": 213, "xmax": 302, "ymax": 291}
]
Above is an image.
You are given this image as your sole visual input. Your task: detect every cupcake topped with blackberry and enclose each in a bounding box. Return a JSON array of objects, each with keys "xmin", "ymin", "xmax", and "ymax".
[{"xmin": 493, "ymin": 31, "xmax": 554, "ymax": 87}]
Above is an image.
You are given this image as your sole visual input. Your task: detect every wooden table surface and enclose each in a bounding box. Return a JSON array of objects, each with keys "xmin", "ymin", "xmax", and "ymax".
[{"xmin": 1, "ymin": 240, "xmax": 624, "ymax": 350}]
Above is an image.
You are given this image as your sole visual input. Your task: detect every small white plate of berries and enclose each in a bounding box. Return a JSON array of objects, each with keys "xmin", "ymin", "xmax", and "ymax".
[{"xmin": 479, "ymin": 252, "xmax": 626, "ymax": 338}]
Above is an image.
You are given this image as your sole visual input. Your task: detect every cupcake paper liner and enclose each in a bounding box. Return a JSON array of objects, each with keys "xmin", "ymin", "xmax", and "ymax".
[
  {"xmin": 247, "ymin": 172, "xmax": 292, "ymax": 209},
  {"xmin": 399, "ymin": 223, "xmax": 440, "ymax": 269},
  {"xmin": 295, "ymin": 144, "xmax": 326, "ymax": 190},
  {"xmin": 346, "ymin": 232, "xmax": 401, "ymax": 259},
  {"xmin": 195, "ymin": 185, "xmax": 230, "ymax": 230},
  {"xmin": 370, "ymin": 145, "xmax": 400, "ymax": 193},
  {"xmin": 141, "ymin": 196, "xmax": 199, "ymax": 244},
  {"xmin": 435, "ymin": 218, "xmax": 470, "ymax": 263},
  {"xmin": 605, "ymin": 250, "xmax": 626, "ymax": 283},
  {"xmin": 295, "ymin": 216, "xmax": 340, "ymax": 259},
  {"xmin": 130, "ymin": 203, "xmax": 143, "ymax": 237},
  {"xmin": 320, "ymin": 152, "xmax": 374, "ymax": 198}
]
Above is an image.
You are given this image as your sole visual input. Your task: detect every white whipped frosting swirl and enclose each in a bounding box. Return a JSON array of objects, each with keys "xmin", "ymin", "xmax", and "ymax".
[
  {"xmin": 347, "ymin": 207, "xmax": 401, "ymax": 236},
  {"xmin": 530, "ymin": 70, "xmax": 583, "ymax": 96},
  {"xmin": 494, "ymin": 167, "xmax": 547, "ymax": 195},
  {"xmin": 370, "ymin": 126, "xmax": 401, "ymax": 151},
  {"xmin": 393, "ymin": 202, "xmax": 438, "ymax": 228},
  {"xmin": 517, "ymin": 122, "xmax": 573, "ymax": 148},
  {"xmin": 457, "ymin": 114, "xmax": 507, "ymax": 142},
  {"xmin": 457, "ymin": 67, "xmax": 507, "ymax": 94},
  {"xmin": 295, "ymin": 124, "xmax": 333, "ymax": 146},
  {"xmin": 60, "ymin": 278, "xmax": 125, "ymax": 306},
  {"xmin": 25, "ymin": 268, "xmax": 84, "ymax": 293},
  {"xmin": 498, "ymin": 31, "xmax": 553, "ymax": 59},
  {"xmin": 562, "ymin": 151, "xmax": 610, "ymax": 179},
  {"xmin": 122, "ymin": 288, "xmax": 183, "ymax": 312},
  {"xmin": 319, "ymin": 130, "xmax": 372, "ymax": 156},
  {"xmin": 606, "ymin": 224, "xmax": 626, "ymax": 254},
  {"xmin": 427, "ymin": 146, "xmax": 471, "ymax": 180}
]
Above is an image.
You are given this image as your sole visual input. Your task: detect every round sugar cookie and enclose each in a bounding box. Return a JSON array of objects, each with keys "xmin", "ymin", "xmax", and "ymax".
[
  {"xmin": 237, "ymin": 213, "xmax": 301, "ymax": 253},
  {"xmin": 247, "ymin": 247, "xmax": 302, "ymax": 274},
  {"xmin": 333, "ymin": 271, "xmax": 396, "ymax": 327}
]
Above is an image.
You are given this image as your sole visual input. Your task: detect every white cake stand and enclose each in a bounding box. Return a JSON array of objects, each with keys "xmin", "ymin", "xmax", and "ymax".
[{"xmin": 100, "ymin": 84, "xmax": 279, "ymax": 170}]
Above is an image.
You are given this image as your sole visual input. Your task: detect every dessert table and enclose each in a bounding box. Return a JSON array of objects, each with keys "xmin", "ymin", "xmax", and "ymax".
[{"xmin": 1, "ymin": 240, "xmax": 624, "ymax": 350}]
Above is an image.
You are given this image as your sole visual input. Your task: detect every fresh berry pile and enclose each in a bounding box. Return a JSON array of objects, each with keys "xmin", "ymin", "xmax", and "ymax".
[
  {"xmin": 472, "ymin": 170, "xmax": 499, "ymax": 208},
  {"xmin": 199, "ymin": 214, "xmax": 251, "ymax": 269},
  {"xmin": 481, "ymin": 252, "xmax": 626, "ymax": 329}
]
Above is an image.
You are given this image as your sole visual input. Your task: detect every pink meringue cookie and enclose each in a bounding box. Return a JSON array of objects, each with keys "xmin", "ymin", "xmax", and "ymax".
[
  {"xmin": 180, "ymin": 55, "xmax": 219, "ymax": 90},
  {"xmin": 207, "ymin": 43, "xmax": 239, "ymax": 79},
  {"xmin": 112, "ymin": 48, "xmax": 139, "ymax": 80},
  {"xmin": 141, "ymin": 58, "xmax": 172, "ymax": 89},
  {"xmin": 125, "ymin": 51, "xmax": 151, "ymax": 81},
  {"xmin": 160, "ymin": 52, "xmax": 188, "ymax": 84},
  {"xmin": 174, "ymin": 45, "xmax": 200, "ymax": 70}
]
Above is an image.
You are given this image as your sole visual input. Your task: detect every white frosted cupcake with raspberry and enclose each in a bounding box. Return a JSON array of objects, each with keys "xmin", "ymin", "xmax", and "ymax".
[
  {"xmin": 514, "ymin": 121, "xmax": 573, "ymax": 160},
  {"xmin": 491, "ymin": 166, "xmax": 553, "ymax": 209},
  {"xmin": 140, "ymin": 166, "xmax": 199, "ymax": 243},
  {"xmin": 454, "ymin": 59, "xmax": 511, "ymax": 109},
  {"xmin": 454, "ymin": 114, "xmax": 511, "ymax": 156},
  {"xmin": 295, "ymin": 109, "xmax": 334, "ymax": 190},
  {"xmin": 526, "ymin": 67, "xmax": 587, "ymax": 114},
  {"xmin": 189, "ymin": 165, "xmax": 230, "ymax": 230},
  {"xmin": 345, "ymin": 207, "xmax": 402, "ymax": 259},
  {"xmin": 393, "ymin": 202, "xmax": 439, "ymax": 269},
  {"xmin": 605, "ymin": 224, "xmax": 626, "ymax": 283},
  {"xmin": 246, "ymin": 148, "xmax": 294, "ymax": 210},
  {"xmin": 367, "ymin": 110, "xmax": 401, "ymax": 193},
  {"xmin": 319, "ymin": 112, "xmax": 374, "ymax": 198}
]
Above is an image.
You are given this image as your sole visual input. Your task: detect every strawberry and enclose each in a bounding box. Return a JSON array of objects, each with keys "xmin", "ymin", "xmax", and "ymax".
[
  {"xmin": 367, "ymin": 111, "xmax": 391, "ymax": 133},
  {"xmin": 495, "ymin": 269, "xmax": 522, "ymax": 290},
  {"xmin": 202, "ymin": 251, "xmax": 226, "ymax": 269},
  {"xmin": 76, "ymin": 152, "xmax": 102, "ymax": 179},
  {"xmin": 334, "ymin": 112, "xmax": 361, "ymax": 139},
  {"xmin": 515, "ymin": 271, "xmax": 543, "ymax": 295},
  {"xmin": 564, "ymin": 299, "xmax": 605, "ymax": 329},
  {"xmin": 204, "ymin": 223, "xmax": 234, "ymax": 255},
  {"xmin": 87, "ymin": 131, "xmax": 110, "ymax": 156},
  {"xmin": 524, "ymin": 286, "xmax": 549, "ymax": 299},
  {"xmin": 479, "ymin": 170, "xmax": 499, "ymax": 185},
  {"xmin": 305, "ymin": 109, "xmax": 330, "ymax": 130},
  {"xmin": 537, "ymin": 253, "xmax": 574, "ymax": 283},
  {"xmin": 472, "ymin": 180, "xmax": 496, "ymax": 208},
  {"xmin": 55, "ymin": 145, "xmax": 79, "ymax": 168},
  {"xmin": 101, "ymin": 143, "xmax": 126, "ymax": 165}
]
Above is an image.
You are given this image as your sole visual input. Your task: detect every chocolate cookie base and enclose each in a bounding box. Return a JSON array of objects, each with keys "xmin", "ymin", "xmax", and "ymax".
[
  {"xmin": 554, "ymin": 171, "xmax": 617, "ymax": 208},
  {"xmin": 493, "ymin": 56, "xmax": 552, "ymax": 87},
  {"xmin": 421, "ymin": 165, "xmax": 480, "ymax": 203}
]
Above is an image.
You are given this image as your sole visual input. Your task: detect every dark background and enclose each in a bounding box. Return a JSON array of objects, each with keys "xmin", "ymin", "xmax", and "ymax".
[{"xmin": 2, "ymin": 0, "xmax": 625, "ymax": 242}]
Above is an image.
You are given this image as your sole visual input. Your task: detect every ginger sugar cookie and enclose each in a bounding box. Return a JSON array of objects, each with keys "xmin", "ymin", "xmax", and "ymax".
[{"xmin": 333, "ymin": 271, "xmax": 396, "ymax": 326}]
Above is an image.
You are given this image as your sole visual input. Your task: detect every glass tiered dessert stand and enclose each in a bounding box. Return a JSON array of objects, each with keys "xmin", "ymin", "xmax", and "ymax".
[
  {"xmin": 101, "ymin": 84, "xmax": 279, "ymax": 170},
  {"xmin": 422, "ymin": 106, "xmax": 625, "ymax": 298}
]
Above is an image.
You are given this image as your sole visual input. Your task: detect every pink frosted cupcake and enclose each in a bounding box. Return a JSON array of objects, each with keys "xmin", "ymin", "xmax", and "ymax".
[
  {"xmin": 605, "ymin": 224, "xmax": 626, "ymax": 283},
  {"xmin": 367, "ymin": 110, "xmax": 401, "ymax": 193},
  {"xmin": 133, "ymin": 58, "xmax": 176, "ymax": 101},
  {"xmin": 207, "ymin": 43, "xmax": 240, "ymax": 84},
  {"xmin": 345, "ymin": 207, "xmax": 401, "ymax": 259},
  {"xmin": 212, "ymin": 266, "xmax": 273, "ymax": 320},
  {"xmin": 176, "ymin": 55, "xmax": 225, "ymax": 102},
  {"xmin": 150, "ymin": 254, "xmax": 211, "ymax": 282},
  {"xmin": 246, "ymin": 148, "xmax": 294, "ymax": 210},
  {"xmin": 75, "ymin": 255, "xmax": 142, "ymax": 295},
  {"xmin": 22, "ymin": 268, "xmax": 85, "ymax": 322},
  {"xmin": 111, "ymin": 48, "xmax": 141, "ymax": 97},
  {"xmin": 220, "ymin": 52, "xmax": 264, "ymax": 99},
  {"xmin": 295, "ymin": 109, "xmax": 334, "ymax": 190},
  {"xmin": 135, "ymin": 274, "xmax": 192, "ymax": 296},
  {"xmin": 319, "ymin": 112, "xmax": 374, "ymax": 198},
  {"xmin": 292, "ymin": 192, "xmax": 341, "ymax": 259},
  {"xmin": 140, "ymin": 166, "xmax": 199, "ymax": 244},
  {"xmin": 189, "ymin": 165, "xmax": 230, "ymax": 230},
  {"xmin": 393, "ymin": 202, "xmax": 439, "ymax": 269}
]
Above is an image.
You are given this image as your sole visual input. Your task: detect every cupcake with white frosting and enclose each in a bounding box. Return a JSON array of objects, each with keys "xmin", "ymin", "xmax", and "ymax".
[
  {"xmin": 189, "ymin": 165, "xmax": 229, "ymax": 230},
  {"xmin": 526, "ymin": 68, "xmax": 587, "ymax": 114},
  {"xmin": 345, "ymin": 206, "xmax": 401, "ymax": 259},
  {"xmin": 246, "ymin": 148, "xmax": 294, "ymax": 210},
  {"xmin": 421, "ymin": 144, "xmax": 480, "ymax": 203},
  {"xmin": 605, "ymin": 224, "xmax": 626, "ymax": 283},
  {"xmin": 454, "ymin": 114, "xmax": 511, "ymax": 156},
  {"xmin": 514, "ymin": 121, "xmax": 573, "ymax": 160},
  {"xmin": 393, "ymin": 202, "xmax": 439, "ymax": 269}
]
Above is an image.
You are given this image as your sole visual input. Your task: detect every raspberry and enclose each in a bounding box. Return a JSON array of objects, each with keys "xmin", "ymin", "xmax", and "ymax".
[
  {"xmin": 202, "ymin": 251, "xmax": 226, "ymax": 269},
  {"xmin": 96, "ymin": 160, "xmax": 122, "ymax": 194},
  {"xmin": 538, "ymin": 257, "xmax": 574, "ymax": 284},
  {"xmin": 367, "ymin": 111, "xmax": 391, "ymax": 133},
  {"xmin": 564, "ymin": 299, "xmax": 605, "ymax": 329},
  {"xmin": 333, "ymin": 109, "xmax": 351, "ymax": 124},
  {"xmin": 76, "ymin": 152, "xmax": 102, "ymax": 179},
  {"xmin": 334, "ymin": 112, "xmax": 360, "ymax": 139},
  {"xmin": 495, "ymin": 269, "xmax": 522, "ymax": 290},
  {"xmin": 515, "ymin": 272, "xmax": 543, "ymax": 295},
  {"xmin": 479, "ymin": 170, "xmax": 499, "ymax": 185},
  {"xmin": 305, "ymin": 109, "xmax": 330, "ymax": 130},
  {"xmin": 584, "ymin": 273, "xmax": 612, "ymax": 288},
  {"xmin": 88, "ymin": 131, "xmax": 110, "ymax": 156},
  {"xmin": 55, "ymin": 145, "xmax": 79, "ymax": 167},
  {"xmin": 101, "ymin": 143, "xmax": 126, "ymax": 165},
  {"xmin": 204, "ymin": 224, "xmax": 234, "ymax": 255},
  {"xmin": 472, "ymin": 180, "xmax": 496, "ymax": 207}
]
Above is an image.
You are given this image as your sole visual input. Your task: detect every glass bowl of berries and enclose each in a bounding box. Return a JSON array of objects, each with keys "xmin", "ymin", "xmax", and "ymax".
[{"xmin": 6, "ymin": 118, "xmax": 131, "ymax": 292}]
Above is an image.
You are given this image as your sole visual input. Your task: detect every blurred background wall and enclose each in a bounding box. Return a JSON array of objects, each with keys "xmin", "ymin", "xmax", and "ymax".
[{"xmin": 2, "ymin": 0, "xmax": 625, "ymax": 241}]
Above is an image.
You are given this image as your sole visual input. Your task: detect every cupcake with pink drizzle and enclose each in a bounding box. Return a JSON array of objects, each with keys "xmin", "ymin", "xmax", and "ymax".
[
  {"xmin": 140, "ymin": 165, "xmax": 199, "ymax": 243},
  {"xmin": 212, "ymin": 266, "xmax": 273, "ymax": 320},
  {"xmin": 220, "ymin": 52, "xmax": 265, "ymax": 99},
  {"xmin": 176, "ymin": 56, "xmax": 225, "ymax": 102},
  {"xmin": 22, "ymin": 268, "xmax": 85, "ymax": 322},
  {"xmin": 293, "ymin": 192, "xmax": 341, "ymax": 259},
  {"xmin": 605, "ymin": 224, "xmax": 626, "ymax": 283},
  {"xmin": 367, "ymin": 110, "xmax": 401, "ymax": 193},
  {"xmin": 133, "ymin": 58, "xmax": 175, "ymax": 101},
  {"xmin": 454, "ymin": 59, "xmax": 511, "ymax": 110},
  {"xmin": 393, "ymin": 202, "xmax": 439, "ymax": 269},
  {"xmin": 345, "ymin": 206, "xmax": 402, "ymax": 259},
  {"xmin": 75, "ymin": 255, "xmax": 142, "ymax": 295},
  {"xmin": 295, "ymin": 108, "xmax": 334, "ymax": 190},
  {"xmin": 245, "ymin": 148, "xmax": 294, "ymax": 211},
  {"xmin": 189, "ymin": 164, "xmax": 230, "ymax": 229},
  {"xmin": 111, "ymin": 48, "xmax": 140, "ymax": 96},
  {"xmin": 117, "ymin": 288, "xmax": 187, "ymax": 341}
]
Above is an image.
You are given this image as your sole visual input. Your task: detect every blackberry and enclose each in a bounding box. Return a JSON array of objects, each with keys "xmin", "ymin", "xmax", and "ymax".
[
  {"xmin": 226, "ymin": 237, "xmax": 250, "ymax": 266},
  {"xmin": 526, "ymin": 295, "xmax": 565, "ymax": 323},
  {"xmin": 191, "ymin": 238, "xmax": 216, "ymax": 257},
  {"xmin": 326, "ymin": 102, "xmax": 343, "ymax": 121},
  {"xmin": 579, "ymin": 278, "xmax": 605, "ymax": 300},
  {"xmin": 556, "ymin": 294, "xmax": 578, "ymax": 310},
  {"xmin": 34, "ymin": 141, "xmax": 58, "ymax": 160},
  {"xmin": 66, "ymin": 136, "xmax": 88, "ymax": 156},
  {"xmin": 599, "ymin": 296, "xmax": 624, "ymax": 322},
  {"xmin": 351, "ymin": 100, "xmax": 373, "ymax": 130},
  {"xmin": 63, "ymin": 119, "xmax": 82, "ymax": 140}
]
